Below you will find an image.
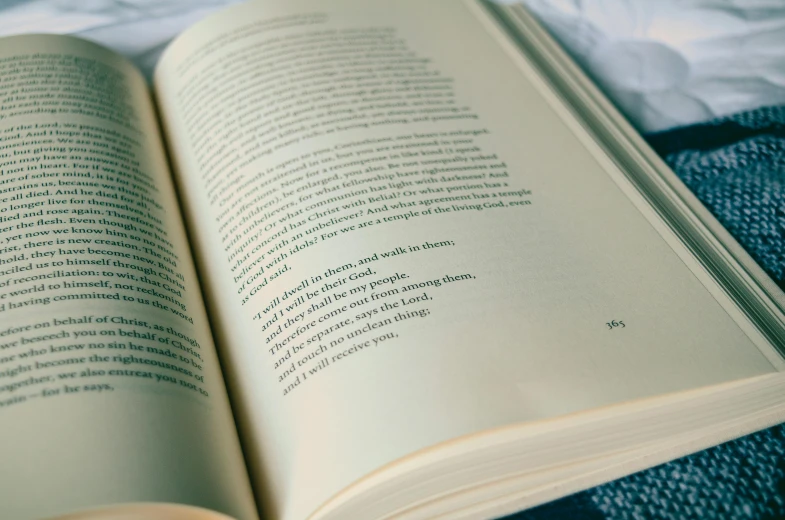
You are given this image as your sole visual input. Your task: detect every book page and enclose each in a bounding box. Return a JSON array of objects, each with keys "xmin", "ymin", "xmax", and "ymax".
[
  {"xmin": 154, "ymin": 1, "xmax": 781, "ymax": 518},
  {"xmin": 0, "ymin": 35, "xmax": 257, "ymax": 520}
]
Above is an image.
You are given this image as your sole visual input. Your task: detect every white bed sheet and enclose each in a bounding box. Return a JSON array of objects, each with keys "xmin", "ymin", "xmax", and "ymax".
[{"xmin": 520, "ymin": 0, "xmax": 785, "ymax": 132}]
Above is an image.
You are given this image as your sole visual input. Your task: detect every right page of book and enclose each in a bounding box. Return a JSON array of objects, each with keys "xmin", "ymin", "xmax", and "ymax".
[{"xmin": 153, "ymin": 1, "xmax": 782, "ymax": 518}]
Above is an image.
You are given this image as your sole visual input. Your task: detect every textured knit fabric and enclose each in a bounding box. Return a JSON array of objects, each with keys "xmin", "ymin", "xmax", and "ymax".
[
  {"xmin": 503, "ymin": 105, "xmax": 785, "ymax": 520},
  {"xmin": 647, "ymin": 105, "xmax": 785, "ymax": 289}
]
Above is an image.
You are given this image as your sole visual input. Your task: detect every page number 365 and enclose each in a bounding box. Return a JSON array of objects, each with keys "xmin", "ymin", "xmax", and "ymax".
[{"xmin": 606, "ymin": 320, "xmax": 625, "ymax": 330}]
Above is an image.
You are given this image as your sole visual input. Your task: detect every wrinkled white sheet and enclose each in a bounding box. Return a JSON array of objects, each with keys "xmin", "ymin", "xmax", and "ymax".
[
  {"xmin": 520, "ymin": 0, "xmax": 785, "ymax": 131},
  {"xmin": 1, "ymin": 0, "xmax": 784, "ymax": 132}
]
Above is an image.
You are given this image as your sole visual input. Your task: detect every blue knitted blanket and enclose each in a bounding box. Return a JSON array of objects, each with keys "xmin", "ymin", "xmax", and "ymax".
[{"xmin": 504, "ymin": 105, "xmax": 785, "ymax": 520}]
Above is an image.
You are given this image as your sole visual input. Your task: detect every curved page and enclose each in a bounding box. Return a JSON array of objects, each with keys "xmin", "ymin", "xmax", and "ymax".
[
  {"xmin": 154, "ymin": 1, "xmax": 781, "ymax": 519},
  {"xmin": 0, "ymin": 35, "xmax": 257, "ymax": 520}
]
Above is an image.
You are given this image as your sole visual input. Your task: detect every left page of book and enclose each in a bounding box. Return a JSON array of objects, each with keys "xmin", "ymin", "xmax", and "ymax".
[{"xmin": 0, "ymin": 35, "xmax": 257, "ymax": 520}]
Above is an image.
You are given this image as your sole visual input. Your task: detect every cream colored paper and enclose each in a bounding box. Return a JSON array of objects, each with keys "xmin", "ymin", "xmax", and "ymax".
[
  {"xmin": 153, "ymin": 1, "xmax": 779, "ymax": 519},
  {"xmin": 0, "ymin": 35, "xmax": 257, "ymax": 520}
]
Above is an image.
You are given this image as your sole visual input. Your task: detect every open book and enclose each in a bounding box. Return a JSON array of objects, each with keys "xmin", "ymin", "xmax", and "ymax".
[{"xmin": 2, "ymin": 1, "xmax": 784, "ymax": 519}]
